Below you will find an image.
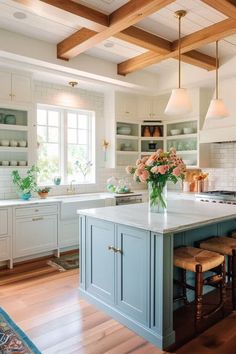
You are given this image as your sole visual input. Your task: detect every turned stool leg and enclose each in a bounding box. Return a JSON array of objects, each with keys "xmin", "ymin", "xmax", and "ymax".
[
  {"xmin": 181, "ymin": 269, "xmax": 189, "ymax": 305},
  {"xmin": 220, "ymin": 260, "xmax": 227, "ymax": 317},
  {"xmin": 228, "ymin": 255, "xmax": 232, "ymax": 283},
  {"xmin": 232, "ymin": 249, "xmax": 236, "ymax": 310},
  {"xmin": 195, "ymin": 264, "xmax": 203, "ymax": 330}
]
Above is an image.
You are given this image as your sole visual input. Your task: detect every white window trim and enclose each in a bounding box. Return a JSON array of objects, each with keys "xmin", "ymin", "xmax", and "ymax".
[{"xmin": 37, "ymin": 104, "xmax": 96, "ymax": 186}]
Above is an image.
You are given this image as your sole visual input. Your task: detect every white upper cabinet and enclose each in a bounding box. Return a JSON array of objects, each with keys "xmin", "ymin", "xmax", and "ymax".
[
  {"xmin": 11, "ymin": 73, "xmax": 32, "ymax": 104},
  {"xmin": 137, "ymin": 97, "xmax": 153, "ymax": 120},
  {"xmin": 0, "ymin": 72, "xmax": 12, "ymax": 101},
  {"xmin": 115, "ymin": 92, "xmax": 137, "ymax": 120},
  {"xmin": 0, "ymin": 70, "xmax": 32, "ymax": 105}
]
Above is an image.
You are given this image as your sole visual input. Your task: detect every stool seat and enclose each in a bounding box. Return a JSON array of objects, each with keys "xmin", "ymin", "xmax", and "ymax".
[
  {"xmin": 200, "ymin": 236, "xmax": 236, "ymax": 256},
  {"xmin": 174, "ymin": 246, "xmax": 224, "ymax": 272}
]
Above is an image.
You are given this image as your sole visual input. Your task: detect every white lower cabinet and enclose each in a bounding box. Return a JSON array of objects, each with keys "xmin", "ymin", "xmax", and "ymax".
[
  {"xmin": 59, "ymin": 219, "xmax": 79, "ymax": 248},
  {"xmin": 0, "ymin": 208, "xmax": 12, "ymax": 266},
  {"xmin": 14, "ymin": 214, "xmax": 57, "ymax": 258},
  {"xmin": 0, "ymin": 237, "xmax": 11, "ymax": 262},
  {"xmin": 13, "ymin": 205, "xmax": 58, "ymax": 258}
]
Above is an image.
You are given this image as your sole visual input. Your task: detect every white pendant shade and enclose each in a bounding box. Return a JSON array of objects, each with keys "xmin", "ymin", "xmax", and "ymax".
[
  {"xmin": 165, "ymin": 88, "xmax": 192, "ymax": 115},
  {"xmin": 205, "ymin": 98, "xmax": 229, "ymax": 119}
]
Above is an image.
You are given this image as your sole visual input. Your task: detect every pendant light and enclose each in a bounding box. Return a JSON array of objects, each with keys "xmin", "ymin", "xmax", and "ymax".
[
  {"xmin": 165, "ymin": 10, "xmax": 192, "ymax": 115},
  {"xmin": 205, "ymin": 41, "xmax": 229, "ymax": 119}
]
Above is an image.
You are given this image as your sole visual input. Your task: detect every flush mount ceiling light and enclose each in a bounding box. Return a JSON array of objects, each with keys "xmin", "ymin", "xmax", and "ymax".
[
  {"xmin": 68, "ymin": 81, "xmax": 78, "ymax": 88},
  {"xmin": 104, "ymin": 41, "xmax": 114, "ymax": 48},
  {"xmin": 205, "ymin": 41, "xmax": 229, "ymax": 119},
  {"xmin": 13, "ymin": 11, "xmax": 27, "ymax": 20},
  {"xmin": 165, "ymin": 10, "xmax": 192, "ymax": 116}
]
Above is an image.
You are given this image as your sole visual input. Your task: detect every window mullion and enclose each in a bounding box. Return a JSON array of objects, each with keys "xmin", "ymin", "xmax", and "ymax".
[{"xmin": 63, "ymin": 110, "xmax": 68, "ymax": 184}]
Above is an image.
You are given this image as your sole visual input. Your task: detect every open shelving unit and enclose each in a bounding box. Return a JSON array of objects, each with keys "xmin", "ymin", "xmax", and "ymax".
[
  {"xmin": 115, "ymin": 118, "xmax": 200, "ymax": 169},
  {"xmin": 0, "ymin": 107, "xmax": 30, "ymax": 168}
]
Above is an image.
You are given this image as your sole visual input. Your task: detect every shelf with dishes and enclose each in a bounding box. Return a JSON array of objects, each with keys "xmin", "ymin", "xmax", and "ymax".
[
  {"xmin": 166, "ymin": 119, "xmax": 197, "ymax": 138},
  {"xmin": 0, "ymin": 123, "xmax": 28, "ymax": 131},
  {"xmin": 0, "ymin": 106, "xmax": 30, "ymax": 168},
  {"xmin": 116, "ymin": 134, "xmax": 139, "ymax": 140},
  {"xmin": 166, "ymin": 133, "xmax": 197, "ymax": 140}
]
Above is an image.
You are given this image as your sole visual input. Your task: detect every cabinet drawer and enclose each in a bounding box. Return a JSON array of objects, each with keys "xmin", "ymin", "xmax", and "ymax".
[
  {"xmin": 13, "ymin": 215, "xmax": 58, "ymax": 258},
  {"xmin": 15, "ymin": 204, "xmax": 58, "ymax": 218},
  {"xmin": 0, "ymin": 237, "xmax": 10, "ymax": 261}
]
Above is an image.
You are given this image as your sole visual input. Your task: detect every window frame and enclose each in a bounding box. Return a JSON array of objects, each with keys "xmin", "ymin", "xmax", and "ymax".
[{"xmin": 37, "ymin": 104, "xmax": 96, "ymax": 186}]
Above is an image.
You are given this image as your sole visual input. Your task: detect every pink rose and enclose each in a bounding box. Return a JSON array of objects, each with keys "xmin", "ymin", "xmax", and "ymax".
[
  {"xmin": 158, "ymin": 165, "xmax": 169, "ymax": 175},
  {"xmin": 151, "ymin": 166, "xmax": 159, "ymax": 173},
  {"xmin": 173, "ymin": 167, "xmax": 181, "ymax": 177},
  {"xmin": 139, "ymin": 170, "xmax": 149, "ymax": 182},
  {"xmin": 145, "ymin": 157, "xmax": 155, "ymax": 166},
  {"xmin": 135, "ymin": 167, "xmax": 144, "ymax": 177},
  {"xmin": 136, "ymin": 159, "xmax": 142, "ymax": 166}
]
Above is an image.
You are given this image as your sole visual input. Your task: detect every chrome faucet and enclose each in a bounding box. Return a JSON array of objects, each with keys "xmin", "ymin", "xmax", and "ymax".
[{"xmin": 67, "ymin": 180, "xmax": 76, "ymax": 194}]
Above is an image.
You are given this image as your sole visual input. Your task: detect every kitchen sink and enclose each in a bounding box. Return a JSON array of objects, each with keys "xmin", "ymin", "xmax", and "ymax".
[{"xmin": 58, "ymin": 193, "xmax": 115, "ymax": 219}]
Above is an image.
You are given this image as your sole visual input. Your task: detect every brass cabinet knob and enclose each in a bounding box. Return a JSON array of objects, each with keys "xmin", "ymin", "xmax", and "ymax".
[{"xmin": 116, "ymin": 248, "xmax": 123, "ymax": 254}]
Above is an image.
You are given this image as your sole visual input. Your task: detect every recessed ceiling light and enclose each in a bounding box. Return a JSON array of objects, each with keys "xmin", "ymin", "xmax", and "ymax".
[
  {"xmin": 13, "ymin": 11, "xmax": 27, "ymax": 20},
  {"xmin": 104, "ymin": 41, "xmax": 114, "ymax": 48},
  {"xmin": 69, "ymin": 81, "xmax": 78, "ymax": 88}
]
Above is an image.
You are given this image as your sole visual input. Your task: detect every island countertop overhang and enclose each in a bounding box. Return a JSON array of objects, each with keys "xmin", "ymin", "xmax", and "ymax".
[{"xmin": 77, "ymin": 200, "xmax": 236, "ymax": 234}]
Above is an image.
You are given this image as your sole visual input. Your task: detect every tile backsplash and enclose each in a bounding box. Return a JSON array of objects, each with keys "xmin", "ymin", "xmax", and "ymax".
[{"xmin": 205, "ymin": 143, "xmax": 236, "ymax": 191}]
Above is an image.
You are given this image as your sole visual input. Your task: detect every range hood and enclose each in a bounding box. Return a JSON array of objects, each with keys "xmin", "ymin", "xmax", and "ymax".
[{"xmin": 200, "ymin": 77, "xmax": 236, "ymax": 143}]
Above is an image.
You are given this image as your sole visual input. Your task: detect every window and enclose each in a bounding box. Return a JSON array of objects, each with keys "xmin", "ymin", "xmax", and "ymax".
[{"xmin": 37, "ymin": 105, "xmax": 95, "ymax": 185}]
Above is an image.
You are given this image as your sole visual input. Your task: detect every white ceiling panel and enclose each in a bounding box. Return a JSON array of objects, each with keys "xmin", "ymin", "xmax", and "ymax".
[{"xmin": 73, "ymin": 0, "xmax": 129, "ymax": 15}]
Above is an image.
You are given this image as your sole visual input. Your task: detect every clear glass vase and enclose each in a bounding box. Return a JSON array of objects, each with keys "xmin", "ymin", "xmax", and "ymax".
[{"xmin": 148, "ymin": 181, "xmax": 167, "ymax": 213}]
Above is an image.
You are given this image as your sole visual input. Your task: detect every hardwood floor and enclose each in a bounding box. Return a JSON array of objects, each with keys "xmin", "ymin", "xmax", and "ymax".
[{"xmin": 0, "ymin": 260, "xmax": 236, "ymax": 354}]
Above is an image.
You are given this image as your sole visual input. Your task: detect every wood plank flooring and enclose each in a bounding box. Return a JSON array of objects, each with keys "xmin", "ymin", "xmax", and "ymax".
[{"xmin": 0, "ymin": 260, "xmax": 236, "ymax": 353}]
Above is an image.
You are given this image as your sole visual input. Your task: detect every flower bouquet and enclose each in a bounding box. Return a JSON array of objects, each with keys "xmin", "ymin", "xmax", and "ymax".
[{"xmin": 126, "ymin": 148, "xmax": 186, "ymax": 213}]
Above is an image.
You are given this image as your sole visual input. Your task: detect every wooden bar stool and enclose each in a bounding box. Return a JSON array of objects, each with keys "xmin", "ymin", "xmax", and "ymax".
[
  {"xmin": 174, "ymin": 246, "xmax": 226, "ymax": 330},
  {"xmin": 200, "ymin": 236, "xmax": 236, "ymax": 310}
]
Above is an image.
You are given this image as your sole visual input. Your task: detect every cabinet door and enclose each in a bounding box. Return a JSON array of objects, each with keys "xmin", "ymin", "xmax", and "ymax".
[
  {"xmin": 11, "ymin": 73, "xmax": 32, "ymax": 104},
  {"xmin": 14, "ymin": 215, "xmax": 57, "ymax": 257},
  {"xmin": 0, "ymin": 71, "xmax": 11, "ymax": 101},
  {"xmin": 116, "ymin": 225, "xmax": 150, "ymax": 325},
  {"xmin": 0, "ymin": 209, "xmax": 10, "ymax": 237},
  {"xmin": 59, "ymin": 219, "xmax": 79, "ymax": 248},
  {"xmin": 137, "ymin": 97, "xmax": 153, "ymax": 120},
  {"xmin": 0, "ymin": 237, "xmax": 10, "ymax": 261},
  {"xmin": 86, "ymin": 218, "xmax": 115, "ymax": 304}
]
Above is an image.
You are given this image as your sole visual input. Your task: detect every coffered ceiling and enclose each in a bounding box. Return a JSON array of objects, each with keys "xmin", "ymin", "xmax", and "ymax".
[{"xmin": 1, "ymin": 0, "xmax": 236, "ymax": 76}]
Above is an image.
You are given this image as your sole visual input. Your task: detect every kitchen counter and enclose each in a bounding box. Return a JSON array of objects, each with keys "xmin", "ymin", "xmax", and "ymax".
[
  {"xmin": 78, "ymin": 199, "xmax": 236, "ymax": 234},
  {"xmin": 78, "ymin": 199, "xmax": 236, "ymax": 350}
]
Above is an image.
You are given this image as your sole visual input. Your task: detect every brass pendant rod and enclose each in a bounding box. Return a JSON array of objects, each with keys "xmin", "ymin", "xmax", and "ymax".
[
  {"xmin": 216, "ymin": 40, "xmax": 219, "ymax": 100},
  {"xmin": 178, "ymin": 15, "xmax": 181, "ymax": 89}
]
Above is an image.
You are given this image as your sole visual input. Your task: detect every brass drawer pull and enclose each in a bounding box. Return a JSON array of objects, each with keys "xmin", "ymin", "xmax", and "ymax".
[
  {"xmin": 108, "ymin": 245, "xmax": 116, "ymax": 252},
  {"xmin": 32, "ymin": 217, "xmax": 43, "ymax": 221},
  {"xmin": 108, "ymin": 246, "xmax": 123, "ymax": 254}
]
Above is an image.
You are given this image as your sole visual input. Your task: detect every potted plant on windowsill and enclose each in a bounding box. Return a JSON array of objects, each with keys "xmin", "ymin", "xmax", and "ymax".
[
  {"xmin": 12, "ymin": 165, "xmax": 39, "ymax": 200},
  {"xmin": 37, "ymin": 186, "xmax": 51, "ymax": 199}
]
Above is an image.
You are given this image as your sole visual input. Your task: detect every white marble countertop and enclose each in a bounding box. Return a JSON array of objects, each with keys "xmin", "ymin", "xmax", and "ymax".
[
  {"xmin": 0, "ymin": 190, "xmax": 195, "ymax": 208},
  {"xmin": 78, "ymin": 199, "xmax": 236, "ymax": 234}
]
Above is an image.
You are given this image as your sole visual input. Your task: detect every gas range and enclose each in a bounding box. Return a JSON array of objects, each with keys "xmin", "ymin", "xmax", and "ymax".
[{"xmin": 196, "ymin": 190, "xmax": 236, "ymax": 205}]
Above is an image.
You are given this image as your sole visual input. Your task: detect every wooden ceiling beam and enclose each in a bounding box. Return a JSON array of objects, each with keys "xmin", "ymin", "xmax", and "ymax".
[
  {"xmin": 115, "ymin": 26, "xmax": 171, "ymax": 54},
  {"xmin": 57, "ymin": 0, "xmax": 175, "ymax": 59},
  {"xmin": 118, "ymin": 50, "xmax": 216, "ymax": 75},
  {"xmin": 118, "ymin": 18, "xmax": 236, "ymax": 74},
  {"xmin": 201, "ymin": 0, "xmax": 236, "ymax": 21}
]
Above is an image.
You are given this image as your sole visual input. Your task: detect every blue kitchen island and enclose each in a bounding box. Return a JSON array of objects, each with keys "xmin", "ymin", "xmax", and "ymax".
[{"xmin": 78, "ymin": 200, "xmax": 236, "ymax": 350}]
